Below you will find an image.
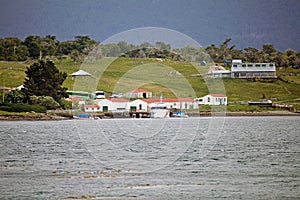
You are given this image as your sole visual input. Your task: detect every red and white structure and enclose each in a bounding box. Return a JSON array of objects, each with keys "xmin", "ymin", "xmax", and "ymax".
[
  {"xmin": 96, "ymin": 98, "xmax": 129, "ymax": 112},
  {"xmin": 84, "ymin": 104, "xmax": 100, "ymax": 112},
  {"xmin": 125, "ymin": 89, "xmax": 152, "ymax": 99},
  {"xmin": 144, "ymin": 98, "xmax": 199, "ymax": 109}
]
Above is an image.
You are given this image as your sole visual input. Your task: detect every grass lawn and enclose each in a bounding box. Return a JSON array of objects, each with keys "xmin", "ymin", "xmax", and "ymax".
[{"xmin": 0, "ymin": 61, "xmax": 28, "ymax": 88}]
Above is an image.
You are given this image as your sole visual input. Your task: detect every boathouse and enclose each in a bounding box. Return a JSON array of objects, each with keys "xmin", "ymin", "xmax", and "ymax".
[
  {"xmin": 96, "ymin": 98, "xmax": 129, "ymax": 112},
  {"xmin": 128, "ymin": 99, "xmax": 148, "ymax": 112}
]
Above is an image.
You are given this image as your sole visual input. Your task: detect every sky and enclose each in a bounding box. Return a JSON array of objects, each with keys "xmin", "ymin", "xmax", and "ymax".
[{"xmin": 0, "ymin": 0, "xmax": 299, "ymax": 51}]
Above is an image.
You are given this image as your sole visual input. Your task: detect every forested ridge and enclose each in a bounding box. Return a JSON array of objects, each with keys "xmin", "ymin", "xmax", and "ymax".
[{"xmin": 1, "ymin": 35, "xmax": 300, "ymax": 69}]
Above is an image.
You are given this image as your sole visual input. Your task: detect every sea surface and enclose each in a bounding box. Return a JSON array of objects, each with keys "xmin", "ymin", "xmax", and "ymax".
[{"xmin": 0, "ymin": 116, "xmax": 299, "ymax": 199}]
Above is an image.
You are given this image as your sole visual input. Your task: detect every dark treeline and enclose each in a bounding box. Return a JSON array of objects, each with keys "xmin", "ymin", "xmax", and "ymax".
[{"xmin": 0, "ymin": 36, "xmax": 300, "ymax": 68}]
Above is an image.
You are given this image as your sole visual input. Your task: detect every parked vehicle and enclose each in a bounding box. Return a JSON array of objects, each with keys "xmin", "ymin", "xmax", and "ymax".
[{"xmin": 94, "ymin": 91, "xmax": 106, "ymax": 99}]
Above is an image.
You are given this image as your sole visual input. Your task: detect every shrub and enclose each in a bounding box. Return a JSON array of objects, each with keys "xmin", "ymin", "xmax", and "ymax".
[
  {"xmin": 0, "ymin": 103, "xmax": 46, "ymax": 113},
  {"xmin": 60, "ymin": 99, "xmax": 72, "ymax": 109},
  {"xmin": 30, "ymin": 95, "xmax": 60, "ymax": 110}
]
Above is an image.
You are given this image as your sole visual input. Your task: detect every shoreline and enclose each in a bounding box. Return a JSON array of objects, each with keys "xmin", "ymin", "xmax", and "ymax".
[
  {"xmin": 0, "ymin": 113, "xmax": 73, "ymax": 121},
  {"xmin": 0, "ymin": 110, "xmax": 299, "ymax": 121}
]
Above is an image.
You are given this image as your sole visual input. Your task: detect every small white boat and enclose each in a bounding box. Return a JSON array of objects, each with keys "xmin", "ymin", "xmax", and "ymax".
[{"xmin": 150, "ymin": 103, "xmax": 170, "ymax": 118}]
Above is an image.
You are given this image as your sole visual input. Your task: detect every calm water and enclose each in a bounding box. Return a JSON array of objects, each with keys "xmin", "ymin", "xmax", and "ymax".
[{"xmin": 0, "ymin": 117, "xmax": 299, "ymax": 199}]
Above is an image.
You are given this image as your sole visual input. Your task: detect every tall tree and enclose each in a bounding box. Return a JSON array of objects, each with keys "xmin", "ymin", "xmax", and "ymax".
[
  {"xmin": 0, "ymin": 37, "xmax": 26, "ymax": 61},
  {"xmin": 244, "ymin": 47, "xmax": 260, "ymax": 62},
  {"xmin": 23, "ymin": 60, "xmax": 68, "ymax": 104},
  {"xmin": 155, "ymin": 41, "xmax": 171, "ymax": 51},
  {"xmin": 24, "ymin": 36, "xmax": 41, "ymax": 59}
]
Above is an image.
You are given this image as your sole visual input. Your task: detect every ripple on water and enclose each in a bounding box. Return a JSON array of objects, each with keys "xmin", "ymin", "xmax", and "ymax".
[{"xmin": 0, "ymin": 117, "xmax": 299, "ymax": 199}]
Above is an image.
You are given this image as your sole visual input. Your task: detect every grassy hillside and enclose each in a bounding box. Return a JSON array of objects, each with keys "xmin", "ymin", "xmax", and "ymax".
[
  {"xmin": 1, "ymin": 58, "xmax": 300, "ymax": 107},
  {"xmin": 0, "ymin": 61, "xmax": 28, "ymax": 87}
]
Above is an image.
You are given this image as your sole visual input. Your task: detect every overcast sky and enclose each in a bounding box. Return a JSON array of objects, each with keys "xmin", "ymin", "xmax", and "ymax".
[{"xmin": 0, "ymin": 0, "xmax": 299, "ymax": 51}]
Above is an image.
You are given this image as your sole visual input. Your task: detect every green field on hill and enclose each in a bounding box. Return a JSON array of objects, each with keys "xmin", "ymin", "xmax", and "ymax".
[{"xmin": 1, "ymin": 58, "xmax": 300, "ymax": 108}]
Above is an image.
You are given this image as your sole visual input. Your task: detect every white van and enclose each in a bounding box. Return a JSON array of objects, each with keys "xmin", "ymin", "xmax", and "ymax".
[{"xmin": 94, "ymin": 91, "xmax": 106, "ymax": 99}]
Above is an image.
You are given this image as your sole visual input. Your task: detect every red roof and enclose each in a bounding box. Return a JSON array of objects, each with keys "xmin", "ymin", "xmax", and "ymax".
[
  {"xmin": 130, "ymin": 89, "xmax": 150, "ymax": 93},
  {"xmin": 107, "ymin": 98, "xmax": 129, "ymax": 102},
  {"xmin": 67, "ymin": 96, "xmax": 84, "ymax": 101},
  {"xmin": 144, "ymin": 98, "xmax": 195, "ymax": 103},
  {"xmin": 209, "ymin": 94, "xmax": 227, "ymax": 97},
  {"xmin": 85, "ymin": 104, "xmax": 100, "ymax": 108}
]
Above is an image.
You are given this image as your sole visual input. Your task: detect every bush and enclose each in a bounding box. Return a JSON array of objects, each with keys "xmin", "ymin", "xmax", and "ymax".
[
  {"xmin": 30, "ymin": 95, "xmax": 60, "ymax": 110},
  {"xmin": 4, "ymin": 89, "xmax": 25, "ymax": 103},
  {"xmin": 0, "ymin": 103, "xmax": 46, "ymax": 113},
  {"xmin": 60, "ymin": 99, "xmax": 72, "ymax": 109}
]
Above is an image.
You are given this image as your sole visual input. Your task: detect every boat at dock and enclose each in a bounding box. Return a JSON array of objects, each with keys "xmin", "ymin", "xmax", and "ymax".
[
  {"xmin": 150, "ymin": 103, "xmax": 170, "ymax": 118},
  {"xmin": 248, "ymin": 100, "xmax": 272, "ymax": 107}
]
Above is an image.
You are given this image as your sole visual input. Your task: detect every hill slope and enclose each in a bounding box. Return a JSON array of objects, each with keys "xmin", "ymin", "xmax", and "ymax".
[{"xmin": 1, "ymin": 58, "xmax": 300, "ymax": 107}]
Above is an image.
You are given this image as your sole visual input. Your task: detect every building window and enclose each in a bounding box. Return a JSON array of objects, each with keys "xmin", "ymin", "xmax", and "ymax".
[
  {"xmin": 255, "ymin": 64, "xmax": 260, "ymax": 67},
  {"xmin": 208, "ymin": 97, "xmax": 210, "ymax": 102},
  {"xmin": 242, "ymin": 64, "xmax": 246, "ymax": 67},
  {"xmin": 233, "ymin": 64, "xmax": 237, "ymax": 67},
  {"xmin": 248, "ymin": 64, "xmax": 253, "ymax": 67},
  {"xmin": 262, "ymin": 64, "xmax": 266, "ymax": 67},
  {"xmin": 269, "ymin": 64, "xmax": 274, "ymax": 67}
]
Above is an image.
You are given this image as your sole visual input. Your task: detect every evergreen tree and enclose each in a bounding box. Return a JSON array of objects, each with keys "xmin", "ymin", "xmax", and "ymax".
[{"xmin": 23, "ymin": 60, "xmax": 68, "ymax": 104}]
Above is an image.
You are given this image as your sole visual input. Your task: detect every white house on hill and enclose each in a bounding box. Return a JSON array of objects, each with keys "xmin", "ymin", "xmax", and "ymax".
[
  {"xmin": 207, "ymin": 70, "xmax": 231, "ymax": 78},
  {"xmin": 231, "ymin": 60, "xmax": 276, "ymax": 78},
  {"xmin": 125, "ymin": 89, "xmax": 152, "ymax": 98},
  {"xmin": 195, "ymin": 94, "xmax": 227, "ymax": 105}
]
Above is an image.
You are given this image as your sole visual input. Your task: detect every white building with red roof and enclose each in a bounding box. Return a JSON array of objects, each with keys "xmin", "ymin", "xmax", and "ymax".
[
  {"xmin": 127, "ymin": 99, "xmax": 148, "ymax": 112},
  {"xmin": 195, "ymin": 94, "xmax": 227, "ymax": 105},
  {"xmin": 96, "ymin": 98, "xmax": 129, "ymax": 112},
  {"xmin": 125, "ymin": 89, "xmax": 152, "ymax": 99},
  {"xmin": 84, "ymin": 104, "xmax": 100, "ymax": 112},
  {"xmin": 144, "ymin": 98, "xmax": 198, "ymax": 109}
]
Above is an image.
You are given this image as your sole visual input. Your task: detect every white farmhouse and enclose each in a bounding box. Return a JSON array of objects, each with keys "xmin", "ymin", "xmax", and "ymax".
[
  {"xmin": 195, "ymin": 94, "xmax": 227, "ymax": 105},
  {"xmin": 125, "ymin": 89, "xmax": 152, "ymax": 98},
  {"xmin": 207, "ymin": 70, "xmax": 231, "ymax": 78}
]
